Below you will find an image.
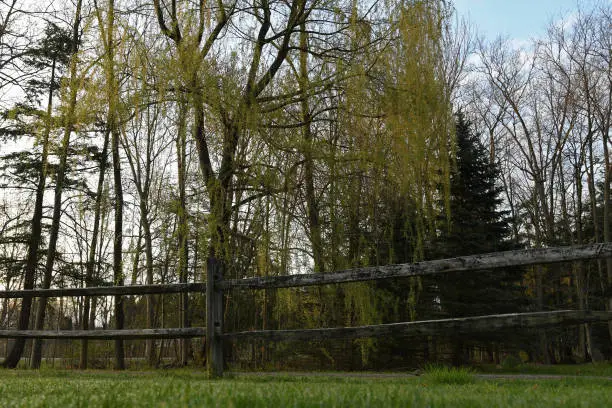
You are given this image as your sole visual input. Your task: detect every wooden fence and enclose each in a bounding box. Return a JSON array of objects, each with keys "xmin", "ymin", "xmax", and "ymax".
[{"xmin": 1, "ymin": 243, "xmax": 611, "ymax": 377}]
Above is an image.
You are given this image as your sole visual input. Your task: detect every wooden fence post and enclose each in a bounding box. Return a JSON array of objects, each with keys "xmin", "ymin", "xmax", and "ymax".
[{"xmin": 206, "ymin": 257, "xmax": 224, "ymax": 377}]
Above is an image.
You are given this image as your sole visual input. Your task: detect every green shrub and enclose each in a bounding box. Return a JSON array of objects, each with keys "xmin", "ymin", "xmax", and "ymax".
[{"xmin": 421, "ymin": 365, "xmax": 476, "ymax": 385}]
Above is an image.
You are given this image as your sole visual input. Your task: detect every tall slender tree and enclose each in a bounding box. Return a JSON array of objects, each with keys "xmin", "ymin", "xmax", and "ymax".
[
  {"xmin": 94, "ymin": 0, "xmax": 125, "ymax": 370},
  {"xmin": 1, "ymin": 22, "xmax": 67, "ymax": 368},
  {"xmin": 30, "ymin": 0, "xmax": 83, "ymax": 369}
]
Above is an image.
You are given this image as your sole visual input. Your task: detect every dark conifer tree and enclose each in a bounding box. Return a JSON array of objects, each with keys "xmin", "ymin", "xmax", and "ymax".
[
  {"xmin": 430, "ymin": 113, "xmax": 525, "ymax": 364},
  {"xmin": 0, "ymin": 22, "xmax": 75, "ymax": 368}
]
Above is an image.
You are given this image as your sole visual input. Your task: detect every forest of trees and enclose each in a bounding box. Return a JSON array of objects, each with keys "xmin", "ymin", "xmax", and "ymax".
[{"xmin": 0, "ymin": 0, "xmax": 610, "ymax": 370}]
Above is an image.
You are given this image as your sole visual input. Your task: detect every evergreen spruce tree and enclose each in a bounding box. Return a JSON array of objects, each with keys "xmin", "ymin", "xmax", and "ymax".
[{"xmin": 430, "ymin": 113, "xmax": 524, "ymax": 364}]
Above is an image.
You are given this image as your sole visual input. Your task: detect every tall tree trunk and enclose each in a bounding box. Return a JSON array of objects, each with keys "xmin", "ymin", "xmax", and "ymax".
[
  {"xmin": 0, "ymin": 278, "xmax": 8, "ymax": 328},
  {"xmin": 602, "ymin": 129, "xmax": 612, "ymax": 342},
  {"xmin": 535, "ymin": 175, "xmax": 552, "ymax": 364},
  {"xmin": 141, "ymin": 203, "xmax": 156, "ymax": 367},
  {"xmin": 30, "ymin": 0, "xmax": 83, "ymax": 368},
  {"xmin": 587, "ymin": 136, "xmax": 608, "ymax": 312},
  {"xmin": 111, "ymin": 123, "xmax": 125, "ymax": 370},
  {"xmin": 299, "ymin": 25, "xmax": 324, "ymax": 274},
  {"xmin": 176, "ymin": 97, "xmax": 190, "ymax": 366},
  {"xmin": 2, "ymin": 58, "xmax": 56, "ymax": 369},
  {"xmin": 95, "ymin": 0, "xmax": 125, "ymax": 370},
  {"xmin": 573, "ymin": 160, "xmax": 589, "ymax": 361},
  {"xmin": 80, "ymin": 129, "xmax": 109, "ymax": 369},
  {"xmin": 129, "ymin": 223, "xmax": 143, "ymax": 286},
  {"xmin": 122, "ymin": 114, "xmax": 157, "ymax": 367}
]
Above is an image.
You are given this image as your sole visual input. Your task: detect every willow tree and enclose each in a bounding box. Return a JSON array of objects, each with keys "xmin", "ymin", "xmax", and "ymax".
[
  {"xmin": 298, "ymin": 23, "xmax": 324, "ymax": 274},
  {"xmin": 381, "ymin": 0, "xmax": 453, "ymax": 250},
  {"xmin": 338, "ymin": 0, "xmax": 454, "ymax": 368},
  {"xmin": 331, "ymin": 0, "xmax": 454, "ymax": 329},
  {"xmin": 266, "ymin": 0, "xmax": 455, "ymax": 367},
  {"xmin": 152, "ymin": 0, "xmax": 317, "ymax": 264}
]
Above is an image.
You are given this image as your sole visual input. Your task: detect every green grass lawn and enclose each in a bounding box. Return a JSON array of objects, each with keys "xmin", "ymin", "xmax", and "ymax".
[
  {"xmin": 0, "ymin": 368, "xmax": 609, "ymax": 407},
  {"xmin": 476, "ymin": 362, "xmax": 612, "ymax": 377}
]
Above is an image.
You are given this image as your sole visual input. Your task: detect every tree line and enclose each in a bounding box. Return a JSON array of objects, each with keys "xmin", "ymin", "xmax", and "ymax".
[{"xmin": 0, "ymin": 0, "xmax": 609, "ymax": 370}]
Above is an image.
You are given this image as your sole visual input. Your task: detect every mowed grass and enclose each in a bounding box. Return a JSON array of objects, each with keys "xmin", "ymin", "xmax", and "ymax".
[
  {"xmin": 0, "ymin": 368, "xmax": 610, "ymax": 407},
  {"xmin": 478, "ymin": 362, "xmax": 612, "ymax": 377}
]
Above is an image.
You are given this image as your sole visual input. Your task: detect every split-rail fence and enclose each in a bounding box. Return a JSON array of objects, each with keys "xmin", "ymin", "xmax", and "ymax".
[{"xmin": 1, "ymin": 243, "xmax": 611, "ymax": 377}]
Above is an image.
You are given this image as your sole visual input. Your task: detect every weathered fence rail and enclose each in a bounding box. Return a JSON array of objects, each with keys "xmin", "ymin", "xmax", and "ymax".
[
  {"xmin": 1, "ymin": 243, "xmax": 611, "ymax": 377},
  {"xmin": 3, "ymin": 243, "xmax": 609, "ymax": 299},
  {"xmin": 224, "ymin": 311, "xmax": 612, "ymax": 342},
  {"xmin": 1, "ymin": 311, "xmax": 610, "ymax": 342},
  {"xmin": 221, "ymin": 243, "xmax": 612, "ymax": 289},
  {"xmin": 0, "ymin": 327, "xmax": 206, "ymax": 340},
  {"xmin": 0, "ymin": 282, "xmax": 207, "ymax": 298}
]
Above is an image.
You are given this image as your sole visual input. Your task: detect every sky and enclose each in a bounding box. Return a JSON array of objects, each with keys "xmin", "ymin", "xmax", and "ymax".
[{"xmin": 452, "ymin": 0, "xmax": 598, "ymax": 43}]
